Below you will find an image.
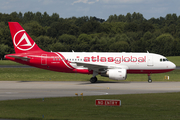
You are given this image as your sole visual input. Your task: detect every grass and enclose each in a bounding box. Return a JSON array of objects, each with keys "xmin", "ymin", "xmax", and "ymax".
[
  {"xmin": 0, "ymin": 92, "xmax": 180, "ymax": 120},
  {"xmin": 0, "ymin": 60, "xmax": 23, "ymax": 65},
  {"xmin": 0, "ymin": 67, "xmax": 179, "ymax": 82},
  {"xmin": 0, "ymin": 68, "xmax": 90, "ymax": 81}
]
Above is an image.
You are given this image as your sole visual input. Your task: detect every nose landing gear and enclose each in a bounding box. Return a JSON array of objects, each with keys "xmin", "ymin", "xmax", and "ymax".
[{"xmin": 148, "ymin": 74, "xmax": 152, "ymax": 83}]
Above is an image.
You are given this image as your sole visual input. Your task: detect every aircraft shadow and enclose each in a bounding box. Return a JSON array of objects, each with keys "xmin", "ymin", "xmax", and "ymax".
[
  {"xmin": 80, "ymin": 80, "xmax": 131, "ymax": 84},
  {"xmin": 18, "ymin": 80, "xmax": 131, "ymax": 84}
]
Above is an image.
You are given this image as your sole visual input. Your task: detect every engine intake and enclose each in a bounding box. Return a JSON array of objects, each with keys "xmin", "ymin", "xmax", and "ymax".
[{"xmin": 102, "ymin": 69, "xmax": 127, "ymax": 80}]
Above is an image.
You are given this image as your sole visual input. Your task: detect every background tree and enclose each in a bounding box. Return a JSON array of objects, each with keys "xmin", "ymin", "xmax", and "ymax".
[
  {"xmin": 109, "ymin": 41, "xmax": 129, "ymax": 52},
  {"xmin": 153, "ymin": 34, "xmax": 174, "ymax": 56},
  {"xmin": 0, "ymin": 44, "xmax": 9, "ymax": 59},
  {"xmin": 0, "ymin": 12, "xmax": 180, "ymax": 58}
]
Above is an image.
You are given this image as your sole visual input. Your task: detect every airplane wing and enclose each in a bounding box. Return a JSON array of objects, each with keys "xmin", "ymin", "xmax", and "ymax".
[
  {"xmin": 7, "ymin": 55, "xmax": 31, "ymax": 60},
  {"xmin": 75, "ymin": 62, "xmax": 107, "ymax": 71},
  {"xmin": 72, "ymin": 61, "xmax": 129, "ymax": 72}
]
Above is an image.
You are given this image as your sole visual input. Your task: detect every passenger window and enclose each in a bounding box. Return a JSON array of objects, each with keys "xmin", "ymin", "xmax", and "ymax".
[{"xmin": 160, "ymin": 59, "xmax": 162, "ymax": 62}]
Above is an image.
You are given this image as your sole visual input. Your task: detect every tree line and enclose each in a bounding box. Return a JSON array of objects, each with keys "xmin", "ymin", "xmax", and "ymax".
[{"xmin": 0, "ymin": 11, "xmax": 180, "ymax": 59}]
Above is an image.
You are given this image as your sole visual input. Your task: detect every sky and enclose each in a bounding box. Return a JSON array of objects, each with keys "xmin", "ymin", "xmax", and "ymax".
[{"xmin": 0, "ymin": 0, "xmax": 180, "ymax": 20}]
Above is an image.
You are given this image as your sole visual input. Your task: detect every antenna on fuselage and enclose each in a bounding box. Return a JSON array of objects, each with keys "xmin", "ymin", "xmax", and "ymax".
[
  {"xmin": 72, "ymin": 50, "xmax": 74, "ymax": 53},
  {"xmin": 147, "ymin": 51, "xmax": 149, "ymax": 53}
]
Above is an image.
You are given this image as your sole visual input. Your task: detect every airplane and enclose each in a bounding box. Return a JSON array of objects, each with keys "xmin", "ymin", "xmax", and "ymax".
[{"xmin": 5, "ymin": 22, "xmax": 176, "ymax": 83}]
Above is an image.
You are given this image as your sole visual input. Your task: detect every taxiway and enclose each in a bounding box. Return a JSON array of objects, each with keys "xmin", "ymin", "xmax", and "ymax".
[{"xmin": 0, "ymin": 81, "xmax": 180, "ymax": 101}]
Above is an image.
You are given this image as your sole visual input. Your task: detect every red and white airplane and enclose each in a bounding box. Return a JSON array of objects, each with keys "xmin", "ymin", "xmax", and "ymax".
[{"xmin": 5, "ymin": 22, "xmax": 176, "ymax": 83}]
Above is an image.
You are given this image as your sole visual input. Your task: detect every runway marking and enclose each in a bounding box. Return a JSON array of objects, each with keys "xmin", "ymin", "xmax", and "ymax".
[{"xmin": 87, "ymin": 84, "xmax": 111, "ymax": 89}]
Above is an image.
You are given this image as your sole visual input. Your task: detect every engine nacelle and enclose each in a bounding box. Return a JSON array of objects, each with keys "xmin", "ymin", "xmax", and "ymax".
[{"xmin": 106, "ymin": 69, "xmax": 127, "ymax": 80}]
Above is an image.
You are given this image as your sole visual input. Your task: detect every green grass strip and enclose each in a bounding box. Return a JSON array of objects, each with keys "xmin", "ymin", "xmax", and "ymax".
[
  {"xmin": 0, "ymin": 68, "xmax": 179, "ymax": 82},
  {"xmin": 0, "ymin": 60, "xmax": 23, "ymax": 65},
  {"xmin": 0, "ymin": 92, "xmax": 180, "ymax": 120}
]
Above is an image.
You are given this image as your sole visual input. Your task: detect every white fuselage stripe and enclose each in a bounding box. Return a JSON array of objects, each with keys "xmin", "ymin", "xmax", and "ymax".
[{"xmin": 54, "ymin": 52, "xmax": 74, "ymax": 69}]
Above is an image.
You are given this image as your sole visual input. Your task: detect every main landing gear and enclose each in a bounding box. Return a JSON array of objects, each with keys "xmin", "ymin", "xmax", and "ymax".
[
  {"xmin": 90, "ymin": 76, "xmax": 97, "ymax": 83},
  {"xmin": 148, "ymin": 74, "xmax": 152, "ymax": 83},
  {"xmin": 90, "ymin": 71, "xmax": 98, "ymax": 83}
]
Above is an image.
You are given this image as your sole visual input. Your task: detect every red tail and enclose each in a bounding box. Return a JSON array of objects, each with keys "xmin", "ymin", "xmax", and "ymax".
[{"xmin": 8, "ymin": 22, "xmax": 43, "ymax": 53}]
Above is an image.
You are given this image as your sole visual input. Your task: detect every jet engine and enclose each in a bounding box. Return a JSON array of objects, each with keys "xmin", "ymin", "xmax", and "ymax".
[{"xmin": 101, "ymin": 69, "xmax": 127, "ymax": 80}]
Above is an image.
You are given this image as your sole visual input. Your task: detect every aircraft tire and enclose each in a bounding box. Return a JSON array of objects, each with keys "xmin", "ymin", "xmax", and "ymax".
[
  {"xmin": 90, "ymin": 77, "xmax": 97, "ymax": 83},
  {"xmin": 148, "ymin": 79, "xmax": 152, "ymax": 83}
]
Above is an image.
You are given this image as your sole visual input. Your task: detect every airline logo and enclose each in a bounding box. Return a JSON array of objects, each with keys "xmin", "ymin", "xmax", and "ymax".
[
  {"xmin": 84, "ymin": 55, "xmax": 146, "ymax": 64},
  {"xmin": 13, "ymin": 30, "xmax": 35, "ymax": 51}
]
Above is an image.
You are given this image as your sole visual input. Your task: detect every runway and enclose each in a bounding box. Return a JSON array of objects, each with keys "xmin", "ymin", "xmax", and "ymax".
[{"xmin": 0, "ymin": 81, "xmax": 180, "ymax": 101}]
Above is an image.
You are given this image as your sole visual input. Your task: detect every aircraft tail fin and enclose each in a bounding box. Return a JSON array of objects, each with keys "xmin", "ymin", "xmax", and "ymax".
[{"xmin": 8, "ymin": 22, "xmax": 43, "ymax": 53}]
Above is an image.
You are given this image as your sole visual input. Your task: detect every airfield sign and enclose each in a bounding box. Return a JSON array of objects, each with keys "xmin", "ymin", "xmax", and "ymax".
[{"xmin": 95, "ymin": 99, "xmax": 121, "ymax": 106}]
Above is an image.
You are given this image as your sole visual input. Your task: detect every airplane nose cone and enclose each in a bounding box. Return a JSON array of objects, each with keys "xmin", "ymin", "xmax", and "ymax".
[{"xmin": 171, "ymin": 62, "xmax": 176, "ymax": 70}]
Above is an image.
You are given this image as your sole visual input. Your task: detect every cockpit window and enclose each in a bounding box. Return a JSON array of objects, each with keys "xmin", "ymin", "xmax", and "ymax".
[{"xmin": 160, "ymin": 58, "xmax": 169, "ymax": 62}]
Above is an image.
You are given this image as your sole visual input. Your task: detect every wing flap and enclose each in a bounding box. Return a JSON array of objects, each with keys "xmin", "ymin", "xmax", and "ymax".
[{"xmin": 75, "ymin": 62, "xmax": 107, "ymax": 71}]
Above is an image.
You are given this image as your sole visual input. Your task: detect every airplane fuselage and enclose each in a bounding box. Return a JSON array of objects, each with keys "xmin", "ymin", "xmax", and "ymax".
[{"xmin": 5, "ymin": 52, "xmax": 175, "ymax": 75}]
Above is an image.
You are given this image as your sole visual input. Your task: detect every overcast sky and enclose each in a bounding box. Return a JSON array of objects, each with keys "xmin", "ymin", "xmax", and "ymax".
[{"xmin": 0, "ymin": 0, "xmax": 180, "ymax": 20}]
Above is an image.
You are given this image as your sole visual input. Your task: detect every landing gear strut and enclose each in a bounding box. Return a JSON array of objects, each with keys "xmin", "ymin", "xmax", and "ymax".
[
  {"xmin": 148, "ymin": 74, "xmax": 152, "ymax": 83},
  {"xmin": 90, "ymin": 76, "xmax": 97, "ymax": 83}
]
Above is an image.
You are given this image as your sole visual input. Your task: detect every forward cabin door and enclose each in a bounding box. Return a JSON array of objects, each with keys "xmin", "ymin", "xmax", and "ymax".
[
  {"xmin": 147, "ymin": 55, "xmax": 153, "ymax": 66},
  {"xmin": 41, "ymin": 54, "xmax": 47, "ymax": 65}
]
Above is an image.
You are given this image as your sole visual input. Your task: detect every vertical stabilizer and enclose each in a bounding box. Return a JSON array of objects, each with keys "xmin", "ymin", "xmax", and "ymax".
[{"xmin": 8, "ymin": 22, "xmax": 43, "ymax": 53}]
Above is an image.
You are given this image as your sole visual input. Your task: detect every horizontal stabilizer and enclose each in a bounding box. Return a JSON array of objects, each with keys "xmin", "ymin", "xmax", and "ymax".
[{"xmin": 7, "ymin": 55, "xmax": 31, "ymax": 60}]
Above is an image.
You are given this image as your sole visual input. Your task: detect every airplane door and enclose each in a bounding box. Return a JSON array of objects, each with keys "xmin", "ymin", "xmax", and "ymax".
[
  {"xmin": 147, "ymin": 55, "xmax": 153, "ymax": 66},
  {"xmin": 41, "ymin": 54, "xmax": 47, "ymax": 65}
]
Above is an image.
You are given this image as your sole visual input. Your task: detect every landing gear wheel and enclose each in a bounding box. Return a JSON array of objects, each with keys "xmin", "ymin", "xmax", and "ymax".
[
  {"xmin": 148, "ymin": 79, "xmax": 152, "ymax": 83},
  {"xmin": 148, "ymin": 75, "xmax": 152, "ymax": 83},
  {"xmin": 90, "ymin": 77, "xmax": 97, "ymax": 83}
]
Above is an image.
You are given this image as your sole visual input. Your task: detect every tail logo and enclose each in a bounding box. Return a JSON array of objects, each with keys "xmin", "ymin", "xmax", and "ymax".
[{"xmin": 13, "ymin": 30, "xmax": 35, "ymax": 51}]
